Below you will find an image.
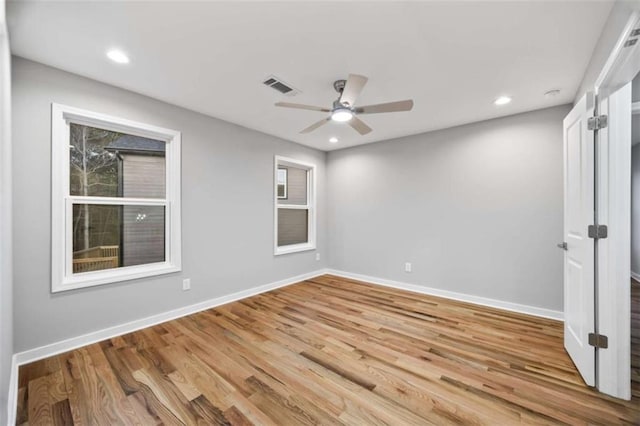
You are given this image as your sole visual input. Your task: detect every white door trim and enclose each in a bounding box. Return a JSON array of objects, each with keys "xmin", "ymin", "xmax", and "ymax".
[{"xmin": 595, "ymin": 11, "xmax": 640, "ymax": 93}]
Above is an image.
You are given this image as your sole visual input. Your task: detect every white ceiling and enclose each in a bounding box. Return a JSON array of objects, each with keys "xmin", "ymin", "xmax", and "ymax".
[{"xmin": 7, "ymin": 1, "xmax": 612, "ymax": 151}]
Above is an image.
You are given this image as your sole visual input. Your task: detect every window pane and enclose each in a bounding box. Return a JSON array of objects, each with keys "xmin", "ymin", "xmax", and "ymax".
[
  {"xmin": 72, "ymin": 204, "xmax": 165, "ymax": 273},
  {"xmin": 70, "ymin": 124, "xmax": 166, "ymax": 198},
  {"xmin": 277, "ymin": 168, "xmax": 287, "ymax": 199},
  {"xmin": 278, "ymin": 208, "xmax": 308, "ymax": 246},
  {"xmin": 278, "ymin": 165, "xmax": 307, "ymax": 205}
]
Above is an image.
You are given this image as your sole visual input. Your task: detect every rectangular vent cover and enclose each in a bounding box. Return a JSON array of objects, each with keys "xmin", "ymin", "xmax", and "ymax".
[{"xmin": 263, "ymin": 75, "xmax": 300, "ymax": 96}]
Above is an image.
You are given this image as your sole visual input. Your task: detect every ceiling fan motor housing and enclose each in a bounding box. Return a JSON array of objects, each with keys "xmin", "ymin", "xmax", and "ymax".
[{"xmin": 332, "ymin": 99, "xmax": 352, "ymax": 111}]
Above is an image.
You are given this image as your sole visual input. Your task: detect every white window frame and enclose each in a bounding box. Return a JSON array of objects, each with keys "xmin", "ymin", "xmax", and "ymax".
[
  {"xmin": 51, "ymin": 103, "xmax": 182, "ymax": 292},
  {"xmin": 274, "ymin": 156, "xmax": 316, "ymax": 255}
]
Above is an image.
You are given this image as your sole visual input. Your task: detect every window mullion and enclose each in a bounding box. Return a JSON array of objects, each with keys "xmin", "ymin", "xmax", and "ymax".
[
  {"xmin": 276, "ymin": 204, "xmax": 310, "ymax": 210},
  {"xmin": 68, "ymin": 196, "xmax": 168, "ymax": 206}
]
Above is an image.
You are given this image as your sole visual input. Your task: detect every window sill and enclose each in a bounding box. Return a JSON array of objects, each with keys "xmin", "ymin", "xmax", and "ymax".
[
  {"xmin": 274, "ymin": 243, "xmax": 316, "ymax": 256},
  {"xmin": 52, "ymin": 262, "xmax": 181, "ymax": 293}
]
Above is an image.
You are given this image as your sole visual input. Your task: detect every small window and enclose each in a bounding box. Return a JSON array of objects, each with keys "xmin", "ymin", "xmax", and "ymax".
[
  {"xmin": 277, "ymin": 168, "xmax": 288, "ymax": 199},
  {"xmin": 52, "ymin": 104, "xmax": 181, "ymax": 292},
  {"xmin": 274, "ymin": 156, "xmax": 316, "ymax": 255}
]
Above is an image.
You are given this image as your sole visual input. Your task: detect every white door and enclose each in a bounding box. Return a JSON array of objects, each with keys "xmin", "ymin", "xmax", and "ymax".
[
  {"xmin": 595, "ymin": 82, "xmax": 631, "ymax": 399},
  {"xmin": 562, "ymin": 93, "xmax": 595, "ymax": 386}
]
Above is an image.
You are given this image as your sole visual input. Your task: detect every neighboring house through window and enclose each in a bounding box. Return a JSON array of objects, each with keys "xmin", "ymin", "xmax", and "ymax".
[
  {"xmin": 277, "ymin": 168, "xmax": 288, "ymax": 199},
  {"xmin": 52, "ymin": 104, "xmax": 181, "ymax": 292},
  {"xmin": 274, "ymin": 156, "xmax": 316, "ymax": 255}
]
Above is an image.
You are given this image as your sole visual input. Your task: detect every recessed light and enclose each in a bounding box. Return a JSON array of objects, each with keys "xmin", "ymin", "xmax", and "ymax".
[
  {"xmin": 494, "ymin": 96, "xmax": 512, "ymax": 106},
  {"xmin": 106, "ymin": 49, "xmax": 130, "ymax": 64},
  {"xmin": 329, "ymin": 137, "xmax": 338, "ymax": 143},
  {"xmin": 544, "ymin": 89, "xmax": 561, "ymax": 99}
]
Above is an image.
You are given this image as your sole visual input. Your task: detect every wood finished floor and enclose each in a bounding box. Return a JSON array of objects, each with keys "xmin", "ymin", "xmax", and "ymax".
[
  {"xmin": 16, "ymin": 275, "xmax": 640, "ymax": 425},
  {"xmin": 632, "ymin": 278, "xmax": 639, "ymax": 402}
]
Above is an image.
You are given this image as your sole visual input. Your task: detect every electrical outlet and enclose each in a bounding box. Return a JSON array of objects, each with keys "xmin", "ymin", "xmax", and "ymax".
[
  {"xmin": 182, "ymin": 278, "xmax": 191, "ymax": 291},
  {"xmin": 316, "ymin": 253, "xmax": 321, "ymax": 261},
  {"xmin": 404, "ymin": 262, "xmax": 412, "ymax": 273}
]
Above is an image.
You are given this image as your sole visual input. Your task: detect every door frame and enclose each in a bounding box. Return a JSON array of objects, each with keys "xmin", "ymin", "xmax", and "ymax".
[{"xmin": 592, "ymin": 11, "xmax": 640, "ymax": 400}]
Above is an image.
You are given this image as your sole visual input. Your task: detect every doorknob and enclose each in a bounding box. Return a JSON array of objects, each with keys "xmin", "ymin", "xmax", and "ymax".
[{"xmin": 557, "ymin": 242, "xmax": 568, "ymax": 251}]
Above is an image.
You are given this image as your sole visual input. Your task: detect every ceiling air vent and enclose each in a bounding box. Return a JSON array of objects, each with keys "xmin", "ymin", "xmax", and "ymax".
[{"xmin": 263, "ymin": 75, "xmax": 300, "ymax": 96}]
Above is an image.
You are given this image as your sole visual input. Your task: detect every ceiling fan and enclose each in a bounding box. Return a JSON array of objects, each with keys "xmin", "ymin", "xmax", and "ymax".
[{"xmin": 275, "ymin": 74, "xmax": 414, "ymax": 135}]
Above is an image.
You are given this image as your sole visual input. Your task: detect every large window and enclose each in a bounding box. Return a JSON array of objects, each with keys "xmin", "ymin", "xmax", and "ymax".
[
  {"xmin": 52, "ymin": 104, "xmax": 181, "ymax": 292},
  {"xmin": 274, "ymin": 156, "xmax": 316, "ymax": 255}
]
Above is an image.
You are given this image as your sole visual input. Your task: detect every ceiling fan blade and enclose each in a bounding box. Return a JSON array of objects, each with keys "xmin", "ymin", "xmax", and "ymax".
[
  {"xmin": 275, "ymin": 102, "xmax": 330, "ymax": 112},
  {"xmin": 355, "ymin": 99, "xmax": 414, "ymax": 114},
  {"xmin": 339, "ymin": 74, "xmax": 368, "ymax": 107},
  {"xmin": 347, "ymin": 116, "xmax": 372, "ymax": 135},
  {"xmin": 300, "ymin": 117, "xmax": 330, "ymax": 134}
]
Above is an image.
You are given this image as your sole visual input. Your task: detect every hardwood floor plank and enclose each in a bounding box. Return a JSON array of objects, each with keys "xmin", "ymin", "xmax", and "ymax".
[
  {"xmin": 59, "ymin": 351, "xmax": 90, "ymax": 426},
  {"xmin": 15, "ymin": 386, "xmax": 28, "ymax": 425},
  {"xmin": 299, "ymin": 349, "xmax": 377, "ymax": 391},
  {"xmin": 190, "ymin": 395, "xmax": 231, "ymax": 425},
  {"xmin": 27, "ymin": 375, "xmax": 52, "ymax": 425},
  {"xmin": 46, "ymin": 371, "xmax": 67, "ymax": 406},
  {"xmin": 50, "ymin": 399, "xmax": 73, "ymax": 426},
  {"xmin": 132, "ymin": 367, "xmax": 197, "ymax": 424},
  {"xmin": 126, "ymin": 392, "xmax": 162, "ymax": 425},
  {"xmin": 16, "ymin": 274, "xmax": 640, "ymax": 425},
  {"xmin": 102, "ymin": 347, "xmax": 142, "ymax": 396},
  {"xmin": 632, "ymin": 279, "xmax": 640, "ymax": 401},
  {"xmin": 168, "ymin": 370, "xmax": 202, "ymax": 402},
  {"xmin": 160, "ymin": 344, "xmax": 234, "ymax": 411},
  {"xmin": 222, "ymin": 405, "xmax": 254, "ymax": 426}
]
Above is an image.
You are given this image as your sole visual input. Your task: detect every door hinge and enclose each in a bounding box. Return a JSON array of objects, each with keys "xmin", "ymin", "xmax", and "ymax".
[
  {"xmin": 588, "ymin": 333, "xmax": 608, "ymax": 349},
  {"xmin": 588, "ymin": 224, "xmax": 608, "ymax": 239},
  {"xmin": 587, "ymin": 115, "xmax": 608, "ymax": 130}
]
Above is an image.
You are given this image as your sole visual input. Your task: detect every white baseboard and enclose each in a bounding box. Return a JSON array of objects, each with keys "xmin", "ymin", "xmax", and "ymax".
[
  {"xmin": 10, "ymin": 267, "xmax": 563, "ymax": 409},
  {"xmin": 14, "ymin": 267, "xmax": 562, "ymax": 368},
  {"xmin": 6, "ymin": 355, "xmax": 17, "ymax": 426},
  {"xmin": 631, "ymin": 271, "xmax": 640, "ymax": 283},
  {"xmin": 325, "ymin": 269, "xmax": 564, "ymax": 321},
  {"xmin": 13, "ymin": 269, "xmax": 328, "ymax": 367}
]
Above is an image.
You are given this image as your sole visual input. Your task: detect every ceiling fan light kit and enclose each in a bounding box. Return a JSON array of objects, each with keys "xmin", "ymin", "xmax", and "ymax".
[
  {"xmin": 331, "ymin": 107, "xmax": 353, "ymax": 122},
  {"xmin": 275, "ymin": 74, "xmax": 414, "ymax": 136}
]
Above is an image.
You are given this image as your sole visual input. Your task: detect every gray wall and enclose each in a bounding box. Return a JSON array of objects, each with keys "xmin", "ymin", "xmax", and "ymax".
[
  {"xmin": 9, "ymin": 56, "xmax": 572, "ymax": 356},
  {"xmin": 327, "ymin": 105, "xmax": 570, "ymax": 311},
  {"xmin": 633, "ymin": 145, "xmax": 640, "ymax": 277},
  {"xmin": 0, "ymin": 20, "xmax": 12, "ymax": 425},
  {"xmin": 12, "ymin": 57, "xmax": 327, "ymax": 352}
]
